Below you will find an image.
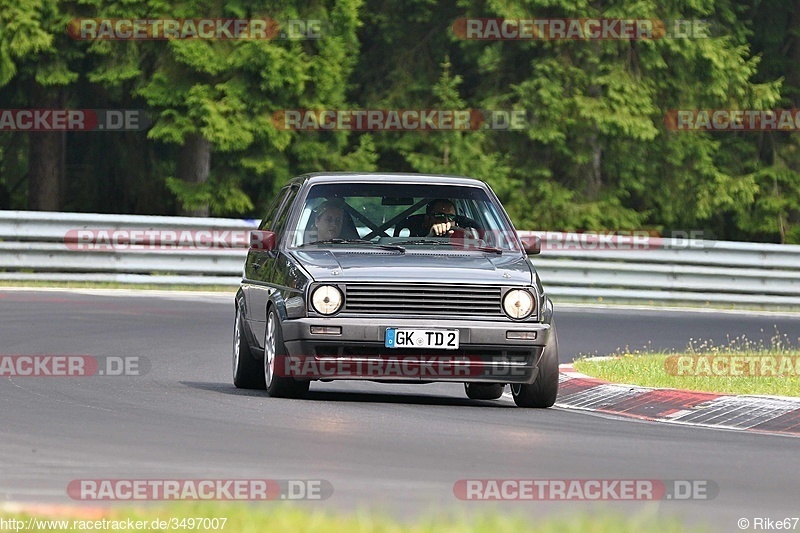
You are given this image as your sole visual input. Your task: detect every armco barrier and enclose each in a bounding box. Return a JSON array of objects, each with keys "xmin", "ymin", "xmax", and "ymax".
[
  {"xmin": 0, "ymin": 211, "xmax": 255, "ymax": 286},
  {"xmin": 1, "ymin": 211, "xmax": 799, "ymax": 306},
  {"xmin": 517, "ymin": 231, "xmax": 800, "ymax": 306}
]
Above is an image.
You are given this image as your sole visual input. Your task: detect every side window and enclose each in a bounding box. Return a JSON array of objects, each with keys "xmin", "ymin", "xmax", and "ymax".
[
  {"xmin": 292, "ymin": 198, "xmax": 323, "ymax": 246},
  {"xmin": 272, "ymin": 185, "xmax": 300, "ymax": 239},
  {"xmin": 258, "ymin": 186, "xmax": 290, "ymax": 231}
]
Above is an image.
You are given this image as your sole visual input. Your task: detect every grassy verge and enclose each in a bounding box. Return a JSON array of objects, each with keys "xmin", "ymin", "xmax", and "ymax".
[
  {"xmin": 3, "ymin": 503, "xmax": 706, "ymax": 532},
  {"xmin": 573, "ymin": 332, "xmax": 800, "ymax": 397},
  {"xmin": 553, "ymin": 296, "xmax": 800, "ymax": 314}
]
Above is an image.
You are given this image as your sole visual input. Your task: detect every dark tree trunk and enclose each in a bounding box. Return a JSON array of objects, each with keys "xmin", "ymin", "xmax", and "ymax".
[
  {"xmin": 586, "ymin": 132, "xmax": 603, "ymax": 200},
  {"xmin": 177, "ymin": 133, "xmax": 211, "ymax": 217},
  {"xmin": 786, "ymin": 2, "xmax": 800, "ymax": 107},
  {"xmin": 584, "ymin": 52, "xmax": 603, "ymax": 201},
  {"xmin": 781, "ymin": 2, "xmax": 800, "ymax": 243},
  {"xmin": 28, "ymin": 87, "xmax": 65, "ymax": 211}
]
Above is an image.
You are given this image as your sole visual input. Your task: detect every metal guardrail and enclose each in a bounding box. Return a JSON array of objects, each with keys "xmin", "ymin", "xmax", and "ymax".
[
  {"xmin": 0, "ymin": 211, "xmax": 254, "ymax": 286},
  {"xmin": 518, "ymin": 231, "xmax": 800, "ymax": 307},
  {"xmin": 2, "ymin": 211, "xmax": 799, "ymax": 306}
]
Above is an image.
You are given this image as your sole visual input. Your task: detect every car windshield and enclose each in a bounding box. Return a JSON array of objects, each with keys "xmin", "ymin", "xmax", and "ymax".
[{"xmin": 288, "ymin": 182, "xmax": 522, "ymax": 252}]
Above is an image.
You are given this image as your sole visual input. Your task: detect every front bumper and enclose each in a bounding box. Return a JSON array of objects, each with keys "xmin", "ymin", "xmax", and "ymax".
[{"xmin": 281, "ymin": 317, "xmax": 552, "ymax": 384}]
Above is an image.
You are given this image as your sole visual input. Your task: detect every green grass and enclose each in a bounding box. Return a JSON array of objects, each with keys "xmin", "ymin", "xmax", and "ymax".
[
  {"xmin": 3, "ymin": 503, "xmax": 708, "ymax": 532},
  {"xmin": 574, "ymin": 330, "xmax": 800, "ymax": 397},
  {"xmin": 553, "ymin": 296, "xmax": 800, "ymax": 314}
]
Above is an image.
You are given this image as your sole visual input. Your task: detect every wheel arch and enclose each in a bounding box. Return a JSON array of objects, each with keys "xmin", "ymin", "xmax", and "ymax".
[{"xmin": 266, "ymin": 292, "xmax": 290, "ymax": 322}]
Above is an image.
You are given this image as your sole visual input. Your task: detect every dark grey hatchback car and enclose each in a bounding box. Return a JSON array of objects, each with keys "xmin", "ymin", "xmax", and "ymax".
[{"xmin": 233, "ymin": 172, "xmax": 559, "ymax": 407}]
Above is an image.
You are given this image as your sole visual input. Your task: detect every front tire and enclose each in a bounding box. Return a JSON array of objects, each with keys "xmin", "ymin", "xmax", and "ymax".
[
  {"xmin": 511, "ymin": 322, "xmax": 559, "ymax": 408},
  {"xmin": 264, "ymin": 308, "xmax": 310, "ymax": 399},
  {"xmin": 233, "ymin": 306, "xmax": 265, "ymax": 389},
  {"xmin": 464, "ymin": 383, "xmax": 504, "ymax": 400}
]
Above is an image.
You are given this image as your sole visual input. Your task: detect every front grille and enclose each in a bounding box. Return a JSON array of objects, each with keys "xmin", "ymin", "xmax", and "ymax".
[{"xmin": 343, "ymin": 283, "xmax": 503, "ymax": 316}]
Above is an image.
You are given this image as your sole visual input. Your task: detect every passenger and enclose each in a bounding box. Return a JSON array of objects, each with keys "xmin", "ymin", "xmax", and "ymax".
[{"xmin": 313, "ymin": 200, "xmax": 346, "ymax": 240}]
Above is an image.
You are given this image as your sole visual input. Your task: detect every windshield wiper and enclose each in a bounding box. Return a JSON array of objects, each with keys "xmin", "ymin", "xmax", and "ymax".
[
  {"xmin": 472, "ymin": 246, "xmax": 503, "ymax": 255},
  {"xmin": 391, "ymin": 239, "xmax": 502, "ymax": 254},
  {"xmin": 391, "ymin": 238, "xmax": 450, "ymax": 246},
  {"xmin": 298, "ymin": 239, "xmax": 405, "ymax": 252}
]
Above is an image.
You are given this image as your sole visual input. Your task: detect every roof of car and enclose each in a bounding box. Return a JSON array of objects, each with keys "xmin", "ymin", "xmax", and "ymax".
[{"xmin": 292, "ymin": 172, "xmax": 489, "ymax": 187}]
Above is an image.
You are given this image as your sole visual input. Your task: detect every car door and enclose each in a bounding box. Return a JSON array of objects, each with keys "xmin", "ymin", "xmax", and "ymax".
[{"xmin": 244, "ymin": 183, "xmax": 300, "ymax": 349}]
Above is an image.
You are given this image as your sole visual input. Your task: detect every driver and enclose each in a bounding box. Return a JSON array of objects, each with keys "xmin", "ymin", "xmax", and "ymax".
[{"xmin": 423, "ymin": 198, "xmax": 458, "ymax": 237}]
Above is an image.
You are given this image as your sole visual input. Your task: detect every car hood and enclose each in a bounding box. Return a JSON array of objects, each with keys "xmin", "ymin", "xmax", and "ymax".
[{"xmin": 289, "ymin": 249, "xmax": 533, "ymax": 285}]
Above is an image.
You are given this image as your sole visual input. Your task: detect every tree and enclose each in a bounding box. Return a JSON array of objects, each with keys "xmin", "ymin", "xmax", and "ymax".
[
  {"xmin": 733, "ymin": 0, "xmax": 800, "ymax": 242},
  {"xmin": 131, "ymin": 0, "xmax": 368, "ymax": 216},
  {"xmin": 0, "ymin": 0, "xmax": 85, "ymax": 210}
]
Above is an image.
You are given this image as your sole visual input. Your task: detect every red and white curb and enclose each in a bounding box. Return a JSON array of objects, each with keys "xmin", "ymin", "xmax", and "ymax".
[{"xmin": 554, "ymin": 364, "xmax": 800, "ymax": 436}]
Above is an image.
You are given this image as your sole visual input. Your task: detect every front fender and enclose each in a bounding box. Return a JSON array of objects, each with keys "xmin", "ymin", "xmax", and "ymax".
[
  {"xmin": 268, "ymin": 291, "xmax": 290, "ymax": 322},
  {"xmin": 542, "ymin": 296, "xmax": 554, "ymax": 326}
]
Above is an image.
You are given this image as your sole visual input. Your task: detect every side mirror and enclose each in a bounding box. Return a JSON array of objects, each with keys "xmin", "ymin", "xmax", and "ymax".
[
  {"xmin": 250, "ymin": 230, "xmax": 277, "ymax": 251},
  {"xmin": 521, "ymin": 235, "xmax": 541, "ymax": 255}
]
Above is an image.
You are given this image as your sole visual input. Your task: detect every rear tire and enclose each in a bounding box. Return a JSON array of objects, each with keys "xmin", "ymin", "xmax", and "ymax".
[
  {"xmin": 464, "ymin": 383, "xmax": 504, "ymax": 400},
  {"xmin": 511, "ymin": 322, "xmax": 559, "ymax": 408},
  {"xmin": 264, "ymin": 308, "xmax": 310, "ymax": 399},
  {"xmin": 233, "ymin": 306, "xmax": 265, "ymax": 389}
]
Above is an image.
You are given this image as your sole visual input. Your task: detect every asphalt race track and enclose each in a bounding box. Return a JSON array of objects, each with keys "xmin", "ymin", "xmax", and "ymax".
[{"xmin": 1, "ymin": 289, "xmax": 799, "ymax": 531}]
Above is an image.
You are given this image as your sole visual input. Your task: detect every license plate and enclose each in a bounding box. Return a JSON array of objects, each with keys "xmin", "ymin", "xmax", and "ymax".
[{"xmin": 385, "ymin": 328, "xmax": 460, "ymax": 349}]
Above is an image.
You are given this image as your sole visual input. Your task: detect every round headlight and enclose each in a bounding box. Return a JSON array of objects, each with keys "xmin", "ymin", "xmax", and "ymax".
[
  {"xmin": 503, "ymin": 289, "xmax": 535, "ymax": 319},
  {"xmin": 311, "ymin": 285, "xmax": 343, "ymax": 315}
]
